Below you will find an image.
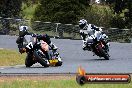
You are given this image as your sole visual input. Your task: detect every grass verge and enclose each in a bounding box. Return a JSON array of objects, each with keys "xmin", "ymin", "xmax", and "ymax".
[
  {"xmin": 0, "ymin": 76, "xmax": 131, "ymax": 88},
  {"xmin": 0, "ymin": 49, "xmax": 26, "ymax": 66}
]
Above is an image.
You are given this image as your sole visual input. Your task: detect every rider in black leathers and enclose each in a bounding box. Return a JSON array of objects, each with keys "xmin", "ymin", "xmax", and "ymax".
[{"xmin": 16, "ymin": 26, "xmax": 58, "ymax": 55}]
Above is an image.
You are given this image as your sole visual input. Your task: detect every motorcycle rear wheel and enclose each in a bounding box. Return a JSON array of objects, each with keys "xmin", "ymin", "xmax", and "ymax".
[{"xmin": 55, "ymin": 61, "xmax": 62, "ymax": 66}]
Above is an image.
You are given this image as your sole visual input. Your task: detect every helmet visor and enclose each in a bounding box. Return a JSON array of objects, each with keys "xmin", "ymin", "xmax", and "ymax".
[{"xmin": 79, "ymin": 23, "xmax": 85, "ymax": 29}]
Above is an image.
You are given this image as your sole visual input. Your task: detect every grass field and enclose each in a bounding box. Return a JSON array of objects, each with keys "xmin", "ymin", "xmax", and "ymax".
[
  {"xmin": 0, "ymin": 76, "xmax": 131, "ymax": 88},
  {"xmin": 0, "ymin": 49, "xmax": 25, "ymax": 66}
]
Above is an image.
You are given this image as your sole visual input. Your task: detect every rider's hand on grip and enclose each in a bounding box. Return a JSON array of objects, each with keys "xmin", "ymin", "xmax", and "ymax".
[{"xmin": 19, "ymin": 48, "xmax": 26, "ymax": 54}]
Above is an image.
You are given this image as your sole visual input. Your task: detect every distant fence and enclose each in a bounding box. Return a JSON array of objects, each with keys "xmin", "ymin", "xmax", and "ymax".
[
  {"xmin": 32, "ymin": 21, "xmax": 132, "ymax": 42},
  {"xmin": 105, "ymin": 28, "xmax": 132, "ymax": 43},
  {"xmin": 32, "ymin": 21, "xmax": 80, "ymax": 39},
  {"xmin": 0, "ymin": 17, "xmax": 132, "ymax": 42}
]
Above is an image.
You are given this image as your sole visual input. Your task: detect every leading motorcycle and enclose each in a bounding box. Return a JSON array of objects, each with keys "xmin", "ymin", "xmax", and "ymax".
[{"xmin": 21, "ymin": 40, "xmax": 63, "ymax": 67}]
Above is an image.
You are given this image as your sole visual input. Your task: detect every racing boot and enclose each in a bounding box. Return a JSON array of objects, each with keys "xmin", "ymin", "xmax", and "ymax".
[
  {"xmin": 49, "ymin": 42, "xmax": 58, "ymax": 50},
  {"xmin": 82, "ymin": 42, "xmax": 88, "ymax": 51},
  {"xmin": 50, "ymin": 44, "xmax": 58, "ymax": 51},
  {"xmin": 82, "ymin": 43, "xmax": 91, "ymax": 51},
  {"xmin": 82, "ymin": 45, "xmax": 87, "ymax": 51},
  {"xmin": 49, "ymin": 43, "xmax": 59, "ymax": 56},
  {"xmin": 105, "ymin": 42, "xmax": 110, "ymax": 52}
]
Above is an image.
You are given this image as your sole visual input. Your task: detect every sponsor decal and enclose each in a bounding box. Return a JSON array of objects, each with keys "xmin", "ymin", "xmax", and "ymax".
[{"xmin": 76, "ymin": 67, "xmax": 131, "ymax": 85}]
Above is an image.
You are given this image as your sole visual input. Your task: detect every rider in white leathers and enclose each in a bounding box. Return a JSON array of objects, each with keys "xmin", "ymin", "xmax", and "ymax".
[{"xmin": 79, "ymin": 19, "xmax": 109, "ymax": 51}]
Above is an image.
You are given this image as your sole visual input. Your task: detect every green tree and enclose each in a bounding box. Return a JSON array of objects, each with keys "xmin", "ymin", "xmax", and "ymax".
[
  {"xmin": 0, "ymin": 0, "xmax": 22, "ymax": 34},
  {"xmin": 0, "ymin": 0, "xmax": 22, "ymax": 18},
  {"xmin": 107, "ymin": 0, "xmax": 132, "ymax": 28},
  {"xmin": 124, "ymin": 0, "xmax": 132, "ymax": 28},
  {"xmin": 32, "ymin": 0, "xmax": 89, "ymax": 24}
]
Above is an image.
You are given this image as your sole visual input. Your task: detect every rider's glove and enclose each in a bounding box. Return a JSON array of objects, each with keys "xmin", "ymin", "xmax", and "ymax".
[{"xmin": 19, "ymin": 48, "xmax": 26, "ymax": 54}]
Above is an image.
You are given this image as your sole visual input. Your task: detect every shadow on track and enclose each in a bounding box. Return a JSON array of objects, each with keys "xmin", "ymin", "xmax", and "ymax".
[{"xmin": 83, "ymin": 58, "xmax": 114, "ymax": 62}]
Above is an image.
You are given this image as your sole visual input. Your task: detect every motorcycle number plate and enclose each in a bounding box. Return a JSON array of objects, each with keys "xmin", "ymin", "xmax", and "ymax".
[{"xmin": 49, "ymin": 59, "xmax": 58, "ymax": 63}]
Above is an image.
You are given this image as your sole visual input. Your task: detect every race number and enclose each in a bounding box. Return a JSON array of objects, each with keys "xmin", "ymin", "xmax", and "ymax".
[{"xmin": 26, "ymin": 42, "xmax": 33, "ymax": 49}]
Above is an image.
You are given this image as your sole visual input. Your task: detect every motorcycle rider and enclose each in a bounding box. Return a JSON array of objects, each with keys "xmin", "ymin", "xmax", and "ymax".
[
  {"xmin": 78, "ymin": 19, "xmax": 109, "ymax": 51},
  {"xmin": 16, "ymin": 25, "xmax": 58, "ymax": 56}
]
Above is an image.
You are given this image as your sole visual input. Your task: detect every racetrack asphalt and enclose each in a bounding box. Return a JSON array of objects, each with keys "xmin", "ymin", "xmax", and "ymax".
[{"xmin": 0, "ymin": 35, "xmax": 132, "ymax": 74}]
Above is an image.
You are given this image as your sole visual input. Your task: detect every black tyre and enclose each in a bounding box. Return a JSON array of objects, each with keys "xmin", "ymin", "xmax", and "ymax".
[
  {"xmin": 25, "ymin": 53, "xmax": 35, "ymax": 67},
  {"xmin": 55, "ymin": 61, "xmax": 62, "ymax": 66},
  {"xmin": 33, "ymin": 51, "xmax": 49, "ymax": 67},
  {"xmin": 97, "ymin": 45, "xmax": 109, "ymax": 60}
]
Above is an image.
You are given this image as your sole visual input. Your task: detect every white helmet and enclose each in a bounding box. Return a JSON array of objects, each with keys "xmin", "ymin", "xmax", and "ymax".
[
  {"xmin": 19, "ymin": 26, "xmax": 28, "ymax": 32},
  {"xmin": 19, "ymin": 26, "xmax": 28, "ymax": 37},
  {"xmin": 78, "ymin": 19, "xmax": 87, "ymax": 29}
]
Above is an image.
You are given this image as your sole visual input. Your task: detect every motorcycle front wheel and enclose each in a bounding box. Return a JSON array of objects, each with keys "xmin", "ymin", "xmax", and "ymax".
[
  {"xmin": 97, "ymin": 45, "xmax": 109, "ymax": 60},
  {"xmin": 33, "ymin": 51, "xmax": 49, "ymax": 67}
]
